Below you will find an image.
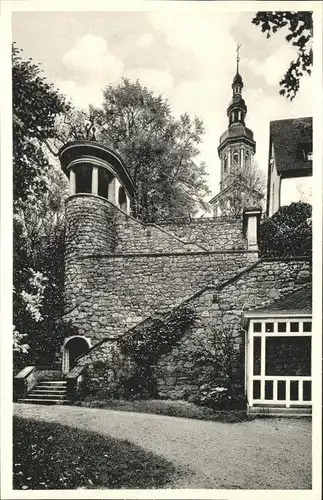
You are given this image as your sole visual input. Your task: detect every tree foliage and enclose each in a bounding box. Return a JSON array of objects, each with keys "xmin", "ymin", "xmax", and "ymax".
[
  {"xmin": 259, "ymin": 202, "xmax": 312, "ymax": 257},
  {"xmin": 90, "ymin": 79, "xmax": 211, "ymax": 222},
  {"xmin": 44, "ymin": 79, "xmax": 211, "ymax": 223},
  {"xmin": 13, "ymin": 44, "xmax": 70, "ymax": 364},
  {"xmin": 12, "ymin": 43, "xmax": 69, "ymax": 205},
  {"xmin": 252, "ymin": 11, "xmax": 313, "ymax": 100},
  {"xmin": 45, "ymin": 79, "xmax": 212, "ymax": 223},
  {"xmin": 216, "ymin": 162, "xmax": 265, "ymax": 216}
]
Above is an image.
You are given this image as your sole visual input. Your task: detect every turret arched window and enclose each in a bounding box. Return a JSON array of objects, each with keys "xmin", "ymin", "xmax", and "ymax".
[
  {"xmin": 223, "ymin": 156, "xmax": 228, "ymax": 173},
  {"xmin": 233, "ymin": 151, "xmax": 239, "ymax": 166}
]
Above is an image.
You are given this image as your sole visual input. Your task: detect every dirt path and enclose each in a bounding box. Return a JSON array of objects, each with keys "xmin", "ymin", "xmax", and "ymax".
[{"xmin": 13, "ymin": 403, "xmax": 311, "ymax": 489}]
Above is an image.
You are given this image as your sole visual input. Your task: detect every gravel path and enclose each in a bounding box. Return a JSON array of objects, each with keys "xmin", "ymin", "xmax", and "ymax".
[{"xmin": 13, "ymin": 403, "xmax": 311, "ymax": 489}]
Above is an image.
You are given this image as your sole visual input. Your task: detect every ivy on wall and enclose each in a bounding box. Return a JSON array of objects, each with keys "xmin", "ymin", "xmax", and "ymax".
[
  {"xmin": 118, "ymin": 304, "xmax": 197, "ymax": 398},
  {"xmin": 119, "ymin": 304, "xmax": 197, "ymax": 363}
]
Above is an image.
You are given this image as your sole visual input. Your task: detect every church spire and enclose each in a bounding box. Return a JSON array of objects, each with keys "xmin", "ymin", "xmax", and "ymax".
[
  {"xmin": 227, "ymin": 44, "xmax": 246, "ymax": 126},
  {"xmin": 232, "ymin": 43, "xmax": 244, "ymax": 96},
  {"xmin": 211, "ymin": 43, "xmax": 257, "ymax": 216}
]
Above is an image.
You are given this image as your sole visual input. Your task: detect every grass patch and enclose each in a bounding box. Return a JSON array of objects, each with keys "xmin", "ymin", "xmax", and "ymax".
[
  {"xmin": 74, "ymin": 398, "xmax": 252, "ymax": 423},
  {"xmin": 13, "ymin": 416, "xmax": 178, "ymax": 490}
]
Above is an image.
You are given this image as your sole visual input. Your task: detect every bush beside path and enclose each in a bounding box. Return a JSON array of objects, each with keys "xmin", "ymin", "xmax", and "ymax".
[{"xmin": 13, "ymin": 403, "xmax": 311, "ymax": 489}]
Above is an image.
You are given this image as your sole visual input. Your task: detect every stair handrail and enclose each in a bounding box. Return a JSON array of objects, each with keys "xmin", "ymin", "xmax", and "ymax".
[{"xmin": 66, "ymin": 365, "xmax": 87, "ymax": 401}]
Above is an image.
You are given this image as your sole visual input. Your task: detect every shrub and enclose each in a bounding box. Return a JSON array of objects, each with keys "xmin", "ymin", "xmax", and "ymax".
[
  {"xmin": 259, "ymin": 202, "xmax": 312, "ymax": 257},
  {"xmin": 192, "ymin": 383, "xmax": 246, "ymax": 410}
]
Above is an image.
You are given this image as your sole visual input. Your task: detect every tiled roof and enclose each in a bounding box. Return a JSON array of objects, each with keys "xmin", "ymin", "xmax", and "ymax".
[
  {"xmin": 270, "ymin": 117, "xmax": 312, "ymax": 175},
  {"xmin": 248, "ymin": 285, "xmax": 312, "ymax": 315}
]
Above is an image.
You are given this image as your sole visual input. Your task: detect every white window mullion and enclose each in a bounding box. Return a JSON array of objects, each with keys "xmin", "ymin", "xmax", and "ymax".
[
  {"xmin": 299, "ymin": 380, "xmax": 303, "ymax": 403},
  {"xmin": 260, "ymin": 333, "xmax": 266, "ymax": 401},
  {"xmin": 286, "ymin": 379, "xmax": 291, "ymax": 408},
  {"xmin": 248, "ymin": 334, "xmax": 254, "ymax": 406},
  {"xmin": 273, "ymin": 379, "xmax": 278, "ymax": 402}
]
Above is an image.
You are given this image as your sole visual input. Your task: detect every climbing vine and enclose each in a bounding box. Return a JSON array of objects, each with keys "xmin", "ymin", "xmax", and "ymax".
[
  {"xmin": 119, "ymin": 304, "xmax": 197, "ymax": 398},
  {"xmin": 119, "ymin": 305, "xmax": 196, "ymax": 363}
]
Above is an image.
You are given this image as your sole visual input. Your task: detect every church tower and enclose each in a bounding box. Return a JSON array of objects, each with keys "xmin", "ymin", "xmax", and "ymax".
[{"xmin": 210, "ymin": 46, "xmax": 259, "ymax": 216}]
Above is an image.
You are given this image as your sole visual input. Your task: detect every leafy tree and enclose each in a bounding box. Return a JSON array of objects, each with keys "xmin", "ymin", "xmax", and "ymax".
[
  {"xmin": 13, "ymin": 44, "xmax": 70, "ymax": 364},
  {"xmin": 252, "ymin": 11, "xmax": 313, "ymax": 100},
  {"xmin": 44, "ymin": 80, "xmax": 211, "ymax": 223},
  {"xmin": 215, "ymin": 161, "xmax": 265, "ymax": 216},
  {"xmin": 89, "ymin": 79, "xmax": 211, "ymax": 222},
  {"xmin": 259, "ymin": 201, "xmax": 312, "ymax": 257},
  {"xmin": 12, "ymin": 43, "xmax": 69, "ymax": 206}
]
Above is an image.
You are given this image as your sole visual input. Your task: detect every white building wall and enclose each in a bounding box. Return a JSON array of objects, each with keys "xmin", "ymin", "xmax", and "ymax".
[
  {"xmin": 268, "ymin": 145, "xmax": 281, "ymax": 217},
  {"xmin": 281, "ymin": 177, "xmax": 312, "ymax": 207}
]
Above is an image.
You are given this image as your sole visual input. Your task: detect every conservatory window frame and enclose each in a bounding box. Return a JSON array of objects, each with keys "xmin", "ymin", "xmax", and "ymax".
[{"xmin": 246, "ymin": 315, "xmax": 312, "ymax": 409}]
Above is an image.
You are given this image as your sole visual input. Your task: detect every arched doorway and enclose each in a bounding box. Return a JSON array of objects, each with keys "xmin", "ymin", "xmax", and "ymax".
[{"xmin": 61, "ymin": 336, "xmax": 91, "ymax": 375}]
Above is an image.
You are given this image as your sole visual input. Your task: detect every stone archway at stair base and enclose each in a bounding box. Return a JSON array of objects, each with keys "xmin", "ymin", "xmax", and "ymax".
[{"xmin": 61, "ymin": 336, "xmax": 91, "ymax": 375}]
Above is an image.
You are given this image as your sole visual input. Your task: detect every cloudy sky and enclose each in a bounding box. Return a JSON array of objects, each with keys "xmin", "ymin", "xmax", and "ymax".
[{"xmin": 12, "ymin": 7, "xmax": 314, "ymax": 198}]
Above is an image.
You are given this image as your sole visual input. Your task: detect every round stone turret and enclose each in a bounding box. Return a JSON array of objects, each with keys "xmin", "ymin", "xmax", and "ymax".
[
  {"xmin": 59, "ymin": 140, "xmax": 135, "ymax": 257},
  {"xmin": 59, "ymin": 140, "xmax": 134, "ymax": 212}
]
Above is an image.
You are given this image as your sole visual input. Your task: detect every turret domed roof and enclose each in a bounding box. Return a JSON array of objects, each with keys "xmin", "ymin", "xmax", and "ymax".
[
  {"xmin": 219, "ymin": 122, "xmax": 254, "ymax": 145},
  {"xmin": 232, "ymin": 71, "xmax": 243, "ymax": 87}
]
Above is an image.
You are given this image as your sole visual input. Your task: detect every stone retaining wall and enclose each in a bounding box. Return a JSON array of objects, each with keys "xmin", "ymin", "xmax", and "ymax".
[
  {"xmin": 64, "ymin": 194, "xmax": 311, "ymax": 401},
  {"xmin": 155, "ymin": 258, "xmax": 311, "ymax": 399},
  {"xmin": 75, "ymin": 258, "xmax": 311, "ymax": 400},
  {"xmin": 114, "ymin": 211, "xmax": 204, "ymax": 254},
  {"xmin": 158, "ymin": 216, "xmax": 246, "ymax": 251},
  {"xmin": 64, "ymin": 251, "xmax": 258, "ymax": 343}
]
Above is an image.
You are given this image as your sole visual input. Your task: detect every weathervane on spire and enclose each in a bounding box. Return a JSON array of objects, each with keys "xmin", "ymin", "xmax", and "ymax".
[{"xmin": 236, "ymin": 43, "xmax": 241, "ymax": 73}]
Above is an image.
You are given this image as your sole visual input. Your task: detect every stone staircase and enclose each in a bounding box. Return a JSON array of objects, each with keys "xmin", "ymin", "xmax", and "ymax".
[{"xmin": 17, "ymin": 380, "xmax": 68, "ymax": 405}]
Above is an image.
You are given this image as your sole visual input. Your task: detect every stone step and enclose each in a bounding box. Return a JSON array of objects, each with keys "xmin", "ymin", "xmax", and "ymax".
[
  {"xmin": 37, "ymin": 381, "xmax": 67, "ymax": 385},
  {"xmin": 28, "ymin": 389, "xmax": 66, "ymax": 396},
  {"xmin": 31, "ymin": 386, "xmax": 67, "ymax": 391},
  {"xmin": 17, "ymin": 398, "xmax": 69, "ymax": 405},
  {"xmin": 35, "ymin": 384, "xmax": 66, "ymax": 389},
  {"xmin": 28, "ymin": 391, "xmax": 67, "ymax": 397}
]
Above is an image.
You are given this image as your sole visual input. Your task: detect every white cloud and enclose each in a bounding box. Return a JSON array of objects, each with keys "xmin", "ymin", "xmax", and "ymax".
[
  {"xmin": 56, "ymin": 79, "xmax": 104, "ymax": 109},
  {"xmin": 136, "ymin": 33, "xmax": 153, "ymax": 49},
  {"xmin": 149, "ymin": 12, "xmax": 237, "ymax": 59},
  {"xmin": 57, "ymin": 34, "xmax": 125, "ymax": 109},
  {"xmin": 248, "ymin": 45, "xmax": 297, "ymax": 87},
  {"xmin": 124, "ymin": 68, "xmax": 174, "ymax": 95},
  {"xmin": 62, "ymin": 34, "xmax": 124, "ymax": 83},
  {"xmin": 54, "ymin": 16, "xmax": 313, "ymax": 201}
]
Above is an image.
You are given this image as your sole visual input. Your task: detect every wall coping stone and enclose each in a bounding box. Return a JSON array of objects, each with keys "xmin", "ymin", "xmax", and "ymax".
[
  {"xmin": 158, "ymin": 215, "xmax": 242, "ymax": 225},
  {"xmin": 67, "ymin": 250, "xmax": 259, "ymax": 260}
]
